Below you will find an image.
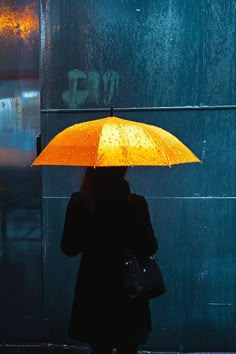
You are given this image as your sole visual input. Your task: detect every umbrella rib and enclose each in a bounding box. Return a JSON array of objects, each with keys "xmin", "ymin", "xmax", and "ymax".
[
  {"xmin": 143, "ymin": 126, "xmax": 197, "ymax": 165},
  {"xmin": 142, "ymin": 129, "xmax": 172, "ymax": 165},
  {"xmin": 94, "ymin": 125, "xmax": 105, "ymax": 166}
]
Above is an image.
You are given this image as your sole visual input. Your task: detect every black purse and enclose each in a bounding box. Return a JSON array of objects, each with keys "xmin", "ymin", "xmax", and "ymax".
[{"xmin": 122, "ymin": 253, "xmax": 166, "ymax": 299}]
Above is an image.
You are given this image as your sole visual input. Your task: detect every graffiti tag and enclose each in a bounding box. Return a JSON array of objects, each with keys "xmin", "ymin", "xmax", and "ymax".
[{"xmin": 62, "ymin": 69, "xmax": 119, "ymax": 108}]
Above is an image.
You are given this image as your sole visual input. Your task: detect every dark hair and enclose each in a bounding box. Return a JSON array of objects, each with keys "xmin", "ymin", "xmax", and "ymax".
[
  {"xmin": 80, "ymin": 167, "xmax": 129, "ymax": 212},
  {"xmin": 80, "ymin": 167, "xmax": 127, "ymax": 192}
]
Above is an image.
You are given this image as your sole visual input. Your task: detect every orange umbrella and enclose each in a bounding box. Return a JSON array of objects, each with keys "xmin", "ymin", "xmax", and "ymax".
[{"xmin": 32, "ymin": 116, "xmax": 201, "ymax": 167}]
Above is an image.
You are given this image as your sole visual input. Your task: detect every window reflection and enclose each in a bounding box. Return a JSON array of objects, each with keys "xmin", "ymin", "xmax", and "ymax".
[{"xmin": 0, "ymin": 3, "xmax": 41, "ymax": 342}]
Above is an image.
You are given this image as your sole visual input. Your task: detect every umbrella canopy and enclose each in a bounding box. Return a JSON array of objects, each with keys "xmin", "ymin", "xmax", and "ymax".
[{"xmin": 32, "ymin": 116, "xmax": 201, "ymax": 167}]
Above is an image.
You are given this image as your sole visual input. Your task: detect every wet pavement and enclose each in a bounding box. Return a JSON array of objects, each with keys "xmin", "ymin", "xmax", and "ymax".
[{"xmin": 0, "ymin": 345, "xmax": 235, "ymax": 354}]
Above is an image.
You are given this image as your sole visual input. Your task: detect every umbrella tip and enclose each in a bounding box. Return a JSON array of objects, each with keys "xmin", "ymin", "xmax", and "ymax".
[{"xmin": 110, "ymin": 107, "xmax": 113, "ymax": 116}]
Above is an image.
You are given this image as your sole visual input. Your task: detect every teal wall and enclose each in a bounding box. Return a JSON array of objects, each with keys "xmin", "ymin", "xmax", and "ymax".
[{"xmin": 40, "ymin": 0, "xmax": 236, "ymax": 352}]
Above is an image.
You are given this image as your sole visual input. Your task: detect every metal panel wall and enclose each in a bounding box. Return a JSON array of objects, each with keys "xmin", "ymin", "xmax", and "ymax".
[
  {"xmin": 41, "ymin": 0, "xmax": 236, "ymax": 108},
  {"xmin": 40, "ymin": 0, "xmax": 236, "ymax": 351}
]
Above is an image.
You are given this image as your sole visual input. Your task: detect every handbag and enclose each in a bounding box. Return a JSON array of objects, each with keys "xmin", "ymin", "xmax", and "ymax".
[{"xmin": 122, "ymin": 253, "xmax": 166, "ymax": 299}]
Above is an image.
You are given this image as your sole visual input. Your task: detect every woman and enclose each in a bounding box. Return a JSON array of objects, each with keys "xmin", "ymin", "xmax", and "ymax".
[{"xmin": 61, "ymin": 167, "xmax": 158, "ymax": 354}]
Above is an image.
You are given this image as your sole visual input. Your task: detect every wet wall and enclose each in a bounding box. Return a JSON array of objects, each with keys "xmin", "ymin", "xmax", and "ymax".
[
  {"xmin": 0, "ymin": 0, "xmax": 42, "ymax": 344},
  {"xmin": 39, "ymin": 0, "xmax": 236, "ymax": 351},
  {"xmin": 1, "ymin": 0, "xmax": 235, "ymax": 352}
]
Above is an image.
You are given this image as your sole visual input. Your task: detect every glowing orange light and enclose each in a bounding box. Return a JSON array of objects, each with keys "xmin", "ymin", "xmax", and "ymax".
[{"xmin": 0, "ymin": 3, "xmax": 39, "ymax": 43}]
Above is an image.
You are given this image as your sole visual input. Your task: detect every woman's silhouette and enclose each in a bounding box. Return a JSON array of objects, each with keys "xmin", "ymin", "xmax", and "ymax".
[{"xmin": 61, "ymin": 167, "xmax": 158, "ymax": 354}]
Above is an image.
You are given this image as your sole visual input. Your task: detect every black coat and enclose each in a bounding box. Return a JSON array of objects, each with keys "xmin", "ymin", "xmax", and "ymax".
[{"xmin": 61, "ymin": 191, "xmax": 158, "ymax": 345}]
